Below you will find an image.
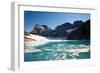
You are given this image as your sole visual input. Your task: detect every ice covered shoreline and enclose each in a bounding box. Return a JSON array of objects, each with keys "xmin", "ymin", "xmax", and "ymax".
[
  {"xmin": 24, "ymin": 34, "xmax": 49, "ymax": 46},
  {"xmin": 24, "ymin": 34, "xmax": 68, "ymax": 46}
]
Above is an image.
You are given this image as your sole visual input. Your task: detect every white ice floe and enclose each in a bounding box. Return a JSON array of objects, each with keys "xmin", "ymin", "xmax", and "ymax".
[
  {"xmin": 25, "ymin": 47, "xmax": 42, "ymax": 53},
  {"xmin": 41, "ymin": 48, "xmax": 90, "ymax": 53}
]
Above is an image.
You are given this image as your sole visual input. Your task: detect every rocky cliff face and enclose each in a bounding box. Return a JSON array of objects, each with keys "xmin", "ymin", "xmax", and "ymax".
[
  {"xmin": 67, "ymin": 20, "xmax": 90, "ymax": 40},
  {"xmin": 30, "ymin": 24, "xmax": 55, "ymax": 37},
  {"xmin": 55, "ymin": 21, "xmax": 84, "ymax": 37}
]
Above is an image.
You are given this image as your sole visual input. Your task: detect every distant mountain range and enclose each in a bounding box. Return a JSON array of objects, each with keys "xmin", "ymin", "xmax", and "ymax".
[{"xmin": 25, "ymin": 20, "xmax": 90, "ymax": 40}]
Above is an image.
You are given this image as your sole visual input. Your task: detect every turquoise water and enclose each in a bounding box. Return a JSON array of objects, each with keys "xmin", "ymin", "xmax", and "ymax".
[{"xmin": 24, "ymin": 40, "xmax": 90, "ymax": 61}]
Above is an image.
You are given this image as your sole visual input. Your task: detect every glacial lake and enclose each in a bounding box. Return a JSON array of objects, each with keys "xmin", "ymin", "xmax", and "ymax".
[{"xmin": 24, "ymin": 40, "xmax": 90, "ymax": 61}]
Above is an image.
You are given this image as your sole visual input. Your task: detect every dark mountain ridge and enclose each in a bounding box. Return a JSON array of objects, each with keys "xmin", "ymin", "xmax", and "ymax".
[{"xmin": 26, "ymin": 20, "xmax": 90, "ymax": 40}]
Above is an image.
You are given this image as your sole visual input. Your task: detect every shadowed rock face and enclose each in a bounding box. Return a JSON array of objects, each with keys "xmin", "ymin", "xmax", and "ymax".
[
  {"xmin": 81, "ymin": 20, "xmax": 90, "ymax": 39},
  {"xmin": 28, "ymin": 20, "xmax": 90, "ymax": 40},
  {"xmin": 55, "ymin": 21, "xmax": 84, "ymax": 37},
  {"xmin": 67, "ymin": 20, "xmax": 90, "ymax": 40}
]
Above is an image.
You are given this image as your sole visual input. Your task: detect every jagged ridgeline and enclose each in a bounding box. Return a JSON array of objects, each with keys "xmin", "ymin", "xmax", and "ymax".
[{"xmin": 25, "ymin": 20, "xmax": 90, "ymax": 40}]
